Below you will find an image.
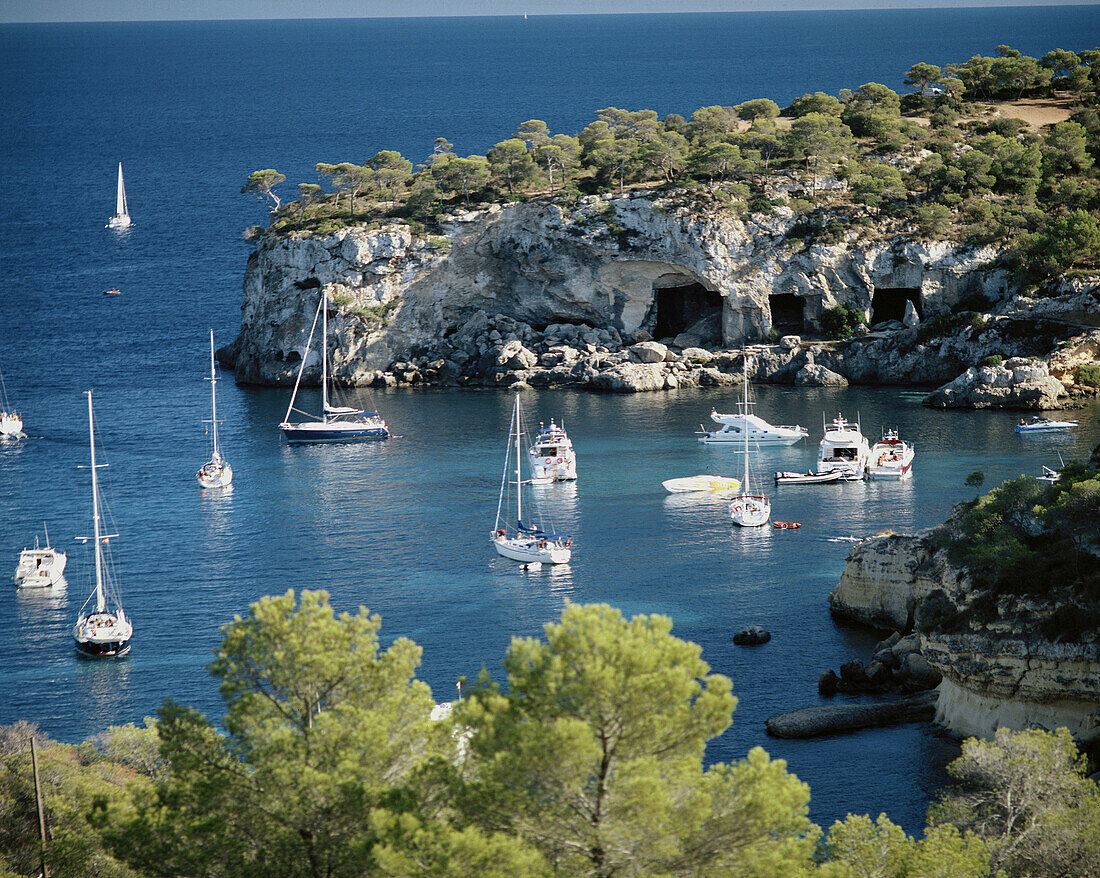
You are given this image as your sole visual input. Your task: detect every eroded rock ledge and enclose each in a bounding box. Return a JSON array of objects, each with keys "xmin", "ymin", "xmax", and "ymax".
[
  {"xmin": 223, "ymin": 194, "xmax": 1100, "ymax": 408},
  {"xmin": 830, "ymin": 531, "xmax": 1100, "ymax": 744}
]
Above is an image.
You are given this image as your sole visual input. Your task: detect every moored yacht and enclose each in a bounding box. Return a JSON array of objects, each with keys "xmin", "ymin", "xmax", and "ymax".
[
  {"xmin": 817, "ymin": 413, "xmax": 870, "ymax": 481},
  {"xmin": 728, "ymin": 357, "xmax": 770, "ymax": 527},
  {"xmin": 699, "ymin": 408, "xmax": 807, "ymax": 446},
  {"xmin": 0, "ymin": 367, "xmax": 23, "ymax": 439},
  {"xmin": 14, "ymin": 525, "xmax": 67, "ymax": 588},
  {"xmin": 528, "ymin": 419, "xmax": 577, "ymax": 482},
  {"xmin": 867, "ymin": 429, "xmax": 914, "ymax": 480},
  {"xmin": 73, "ymin": 390, "xmax": 133, "ymax": 658},
  {"xmin": 1015, "ymin": 416, "xmax": 1077, "ymax": 434}
]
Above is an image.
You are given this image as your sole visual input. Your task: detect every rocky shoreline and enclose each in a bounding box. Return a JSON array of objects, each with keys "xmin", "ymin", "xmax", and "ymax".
[{"xmin": 220, "ymin": 194, "xmax": 1100, "ymax": 411}]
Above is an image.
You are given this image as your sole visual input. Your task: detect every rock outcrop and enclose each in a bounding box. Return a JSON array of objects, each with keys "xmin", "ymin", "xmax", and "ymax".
[
  {"xmin": 223, "ymin": 193, "xmax": 1099, "ymax": 405},
  {"xmin": 923, "ymin": 357, "xmax": 1068, "ymax": 410},
  {"xmin": 765, "ymin": 691, "xmax": 938, "ymax": 739},
  {"xmin": 830, "ymin": 529, "xmax": 1100, "ymax": 744}
]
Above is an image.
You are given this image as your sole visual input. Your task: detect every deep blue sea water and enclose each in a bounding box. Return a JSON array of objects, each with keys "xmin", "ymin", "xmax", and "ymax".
[{"xmin": 2, "ymin": 7, "xmax": 1099, "ymax": 833}]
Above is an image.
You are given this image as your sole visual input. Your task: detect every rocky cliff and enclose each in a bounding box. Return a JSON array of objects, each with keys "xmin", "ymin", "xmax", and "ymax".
[
  {"xmin": 222, "ymin": 192, "xmax": 1100, "ymax": 406},
  {"xmin": 830, "ymin": 529, "xmax": 1100, "ymax": 744}
]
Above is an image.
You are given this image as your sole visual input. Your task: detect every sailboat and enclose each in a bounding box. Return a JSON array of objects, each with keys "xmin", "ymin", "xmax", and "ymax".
[
  {"xmin": 492, "ymin": 394, "xmax": 572, "ymax": 564},
  {"xmin": 281, "ymin": 289, "xmax": 389, "ymax": 442},
  {"xmin": 73, "ymin": 390, "xmax": 133, "ymax": 658},
  {"xmin": 197, "ymin": 330, "xmax": 233, "ymax": 487},
  {"xmin": 106, "ymin": 163, "xmax": 131, "ymax": 230},
  {"xmin": 728, "ymin": 357, "xmax": 771, "ymax": 527},
  {"xmin": 0, "ymin": 367, "xmax": 23, "ymax": 438}
]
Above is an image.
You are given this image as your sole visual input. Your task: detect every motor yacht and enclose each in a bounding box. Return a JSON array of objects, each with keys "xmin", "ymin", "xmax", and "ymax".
[
  {"xmin": 867, "ymin": 429, "xmax": 914, "ymax": 480},
  {"xmin": 817, "ymin": 413, "xmax": 870, "ymax": 480},
  {"xmin": 699, "ymin": 409, "xmax": 808, "ymax": 446},
  {"xmin": 528, "ymin": 419, "xmax": 577, "ymax": 482}
]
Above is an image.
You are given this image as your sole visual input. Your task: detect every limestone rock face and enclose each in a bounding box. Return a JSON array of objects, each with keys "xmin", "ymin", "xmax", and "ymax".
[
  {"xmin": 590, "ymin": 362, "xmax": 667, "ymax": 393},
  {"xmin": 924, "ymin": 357, "xmax": 1069, "ymax": 410},
  {"xmin": 831, "ymin": 529, "xmax": 1100, "ymax": 743},
  {"xmin": 229, "ymin": 194, "xmax": 1019, "ymax": 386},
  {"xmin": 829, "ymin": 532, "xmax": 960, "ymax": 630},
  {"xmin": 795, "ymin": 363, "xmax": 848, "ymax": 386}
]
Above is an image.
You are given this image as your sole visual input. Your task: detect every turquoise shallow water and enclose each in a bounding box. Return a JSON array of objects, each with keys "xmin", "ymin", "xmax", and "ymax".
[{"xmin": 2, "ymin": 7, "xmax": 1099, "ymax": 832}]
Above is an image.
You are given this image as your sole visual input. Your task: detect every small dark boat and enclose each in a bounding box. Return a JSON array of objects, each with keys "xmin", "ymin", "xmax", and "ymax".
[{"xmin": 103, "ymin": 288, "xmax": 121, "ymax": 296}]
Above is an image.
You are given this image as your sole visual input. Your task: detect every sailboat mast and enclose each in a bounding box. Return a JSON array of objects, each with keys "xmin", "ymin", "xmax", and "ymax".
[
  {"xmin": 321, "ymin": 290, "xmax": 329, "ymax": 424},
  {"xmin": 514, "ymin": 396, "xmax": 522, "ymax": 525},
  {"xmin": 209, "ymin": 329, "xmax": 219, "ymax": 459},
  {"xmin": 87, "ymin": 391, "xmax": 105, "ymax": 613},
  {"xmin": 742, "ymin": 357, "xmax": 750, "ymax": 489}
]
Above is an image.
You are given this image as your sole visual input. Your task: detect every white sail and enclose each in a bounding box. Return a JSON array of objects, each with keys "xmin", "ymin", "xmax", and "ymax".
[{"xmin": 107, "ymin": 163, "xmax": 132, "ymax": 229}]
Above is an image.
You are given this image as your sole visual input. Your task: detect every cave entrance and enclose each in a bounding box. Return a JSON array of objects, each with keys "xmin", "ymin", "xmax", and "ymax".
[
  {"xmin": 769, "ymin": 294, "xmax": 804, "ymax": 336},
  {"xmin": 653, "ymin": 282, "xmax": 723, "ymax": 342},
  {"xmin": 871, "ymin": 287, "xmax": 922, "ymax": 325}
]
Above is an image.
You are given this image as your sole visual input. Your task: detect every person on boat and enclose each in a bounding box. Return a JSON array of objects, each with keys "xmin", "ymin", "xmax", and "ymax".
[{"xmin": 1019, "ymin": 418, "xmax": 1025, "ymax": 426}]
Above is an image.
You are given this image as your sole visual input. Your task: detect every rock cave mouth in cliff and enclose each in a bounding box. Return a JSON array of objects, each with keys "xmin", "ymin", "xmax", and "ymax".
[
  {"xmin": 768, "ymin": 294, "xmax": 806, "ymax": 336},
  {"xmin": 871, "ymin": 287, "xmax": 922, "ymax": 325},
  {"xmin": 649, "ymin": 282, "xmax": 723, "ymax": 343}
]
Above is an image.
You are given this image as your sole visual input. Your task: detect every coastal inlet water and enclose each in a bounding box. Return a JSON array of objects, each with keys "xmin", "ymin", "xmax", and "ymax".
[{"xmin": 2, "ymin": 7, "xmax": 1099, "ymax": 833}]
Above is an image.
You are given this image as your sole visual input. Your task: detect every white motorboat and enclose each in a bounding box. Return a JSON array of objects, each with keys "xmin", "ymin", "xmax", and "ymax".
[
  {"xmin": 1015, "ymin": 416, "xmax": 1077, "ymax": 434},
  {"xmin": 529, "ymin": 418, "xmax": 577, "ymax": 482},
  {"xmin": 817, "ymin": 413, "xmax": 870, "ymax": 481},
  {"xmin": 106, "ymin": 163, "xmax": 132, "ymax": 230},
  {"xmin": 729, "ymin": 357, "xmax": 770, "ymax": 527},
  {"xmin": 492, "ymin": 394, "xmax": 572, "ymax": 564},
  {"xmin": 0, "ymin": 367, "xmax": 23, "ymax": 439},
  {"xmin": 281, "ymin": 289, "xmax": 389, "ymax": 443},
  {"xmin": 1037, "ymin": 465, "xmax": 1061, "ymax": 484},
  {"xmin": 867, "ymin": 429, "xmax": 914, "ymax": 480},
  {"xmin": 662, "ymin": 475, "xmax": 741, "ymax": 494},
  {"xmin": 73, "ymin": 390, "xmax": 133, "ymax": 658},
  {"xmin": 699, "ymin": 408, "xmax": 808, "ymax": 446},
  {"xmin": 197, "ymin": 330, "xmax": 233, "ymax": 488},
  {"xmin": 14, "ymin": 525, "xmax": 67, "ymax": 588},
  {"xmin": 774, "ymin": 470, "xmax": 843, "ymax": 485}
]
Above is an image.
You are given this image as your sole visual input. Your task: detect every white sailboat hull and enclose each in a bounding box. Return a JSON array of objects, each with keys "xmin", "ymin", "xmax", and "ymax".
[
  {"xmin": 74, "ymin": 612, "xmax": 133, "ymax": 657},
  {"xmin": 197, "ymin": 460, "xmax": 233, "ymax": 488},
  {"xmin": 730, "ymin": 495, "xmax": 771, "ymax": 527},
  {"xmin": 106, "ymin": 215, "xmax": 131, "ymax": 229},
  {"xmin": 492, "ymin": 535, "xmax": 571, "ymax": 564},
  {"xmin": 0, "ymin": 412, "xmax": 24, "ymax": 437}
]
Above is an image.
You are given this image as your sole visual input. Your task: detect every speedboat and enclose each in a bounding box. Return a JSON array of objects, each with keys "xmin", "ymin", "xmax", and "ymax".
[
  {"xmin": 867, "ymin": 429, "xmax": 914, "ymax": 480},
  {"xmin": 662, "ymin": 475, "xmax": 741, "ymax": 493},
  {"xmin": 817, "ymin": 413, "xmax": 870, "ymax": 480},
  {"xmin": 1015, "ymin": 416, "xmax": 1077, "ymax": 434},
  {"xmin": 699, "ymin": 410, "xmax": 808, "ymax": 445},
  {"xmin": 1037, "ymin": 465, "xmax": 1060, "ymax": 483},
  {"xmin": 774, "ymin": 470, "xmax": 843, "ymax": 485},
  {"xmin": 529, "ymin": 419, "xmax": 577, "ymax": 482},
  {"xmin": 102, "ymin": 288, "xmax": 121, "ymax": 296},
  {"xmin": 14, "ymin": 526, "xmax": 67, "ymax": 588}
]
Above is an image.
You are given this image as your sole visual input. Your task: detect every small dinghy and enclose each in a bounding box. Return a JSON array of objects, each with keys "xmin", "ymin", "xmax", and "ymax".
[
  {"xmin": 773, "ymin": 521, "xmax": 802, "ymax": 529},
  {"xmin": 774, "ymin": 470, "xmax": 844, "ymax": 485},
  {"xmin": 103, "ymin": 288, "xmax": 121, "ymax": 296},
  {"xmin": 662, "ymin": 475, "xmax": 741, "ymax": 494}
]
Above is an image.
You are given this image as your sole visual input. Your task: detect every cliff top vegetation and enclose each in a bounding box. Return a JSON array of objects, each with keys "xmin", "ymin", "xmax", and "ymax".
[
  {"xmin": 244, "ymin": 44, "xmax": 1100, "ymax": 282},
  {"xmin": 926, "ymin": 441, "xmax": 1100, "ymax": 639}
]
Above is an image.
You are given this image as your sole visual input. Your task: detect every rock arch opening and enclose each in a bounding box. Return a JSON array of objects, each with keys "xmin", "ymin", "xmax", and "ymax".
[
  {"xmin": 768, "ymin": 294, "xmax": 805, "ymax": 336},
  {"xmin": 651, "ymin": 282, "xmax": 723, "ymax": 344},
  {"xmin": 871, "ymin": 287, "xmax": 922, "ymax": 325}
]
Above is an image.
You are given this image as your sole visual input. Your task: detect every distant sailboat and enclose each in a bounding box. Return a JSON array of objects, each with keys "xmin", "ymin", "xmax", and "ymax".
[
  {"xmin": 73, "ymin": 390, "xmax": 133, "ymax": 658},
  {"xmin": 197, "ymin": 330, "xmax": 233, "ymax": 488},
  {"xmin": 106, "ymin": 163, "xmax": 131, "ymax": 229},
  {"xmin": 0, "ymin": 367, "xmax": 24, "ymax": 439},
  {"xmin": 728, "ymin": 357, "xmax": 771, "ymax": 527}
]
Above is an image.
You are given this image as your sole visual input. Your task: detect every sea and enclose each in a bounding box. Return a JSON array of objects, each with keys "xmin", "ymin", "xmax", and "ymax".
[{"xmin": 1, "ymin": 6, "xmax": 1098, "ymax": 833}]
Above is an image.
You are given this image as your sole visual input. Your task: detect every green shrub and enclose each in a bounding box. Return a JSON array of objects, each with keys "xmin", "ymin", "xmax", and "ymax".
[
  {"xmin": 980, "ymin": 354, "xmax": 1004, "ymax": 368},
  {"xmin": 820, "ymin": 304, "xmax": 867, "ymax": 339},
  {"xmin": 1074, "ymin": 363, "xmax": 1100, "ymax": 387},
  {"xmin": 766, "ymin": 328, "xmax": 780, "ymax": 343}
]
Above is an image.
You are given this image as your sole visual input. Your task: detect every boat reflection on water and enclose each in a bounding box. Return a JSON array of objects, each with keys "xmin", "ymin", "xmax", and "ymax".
[
  {"xmin": 77, "ymin": 656, "xmax": 134, "ymax": 732},
  {"xmin": 15, "ymin": 577, "xmax": 68, "ymax": 613}
]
